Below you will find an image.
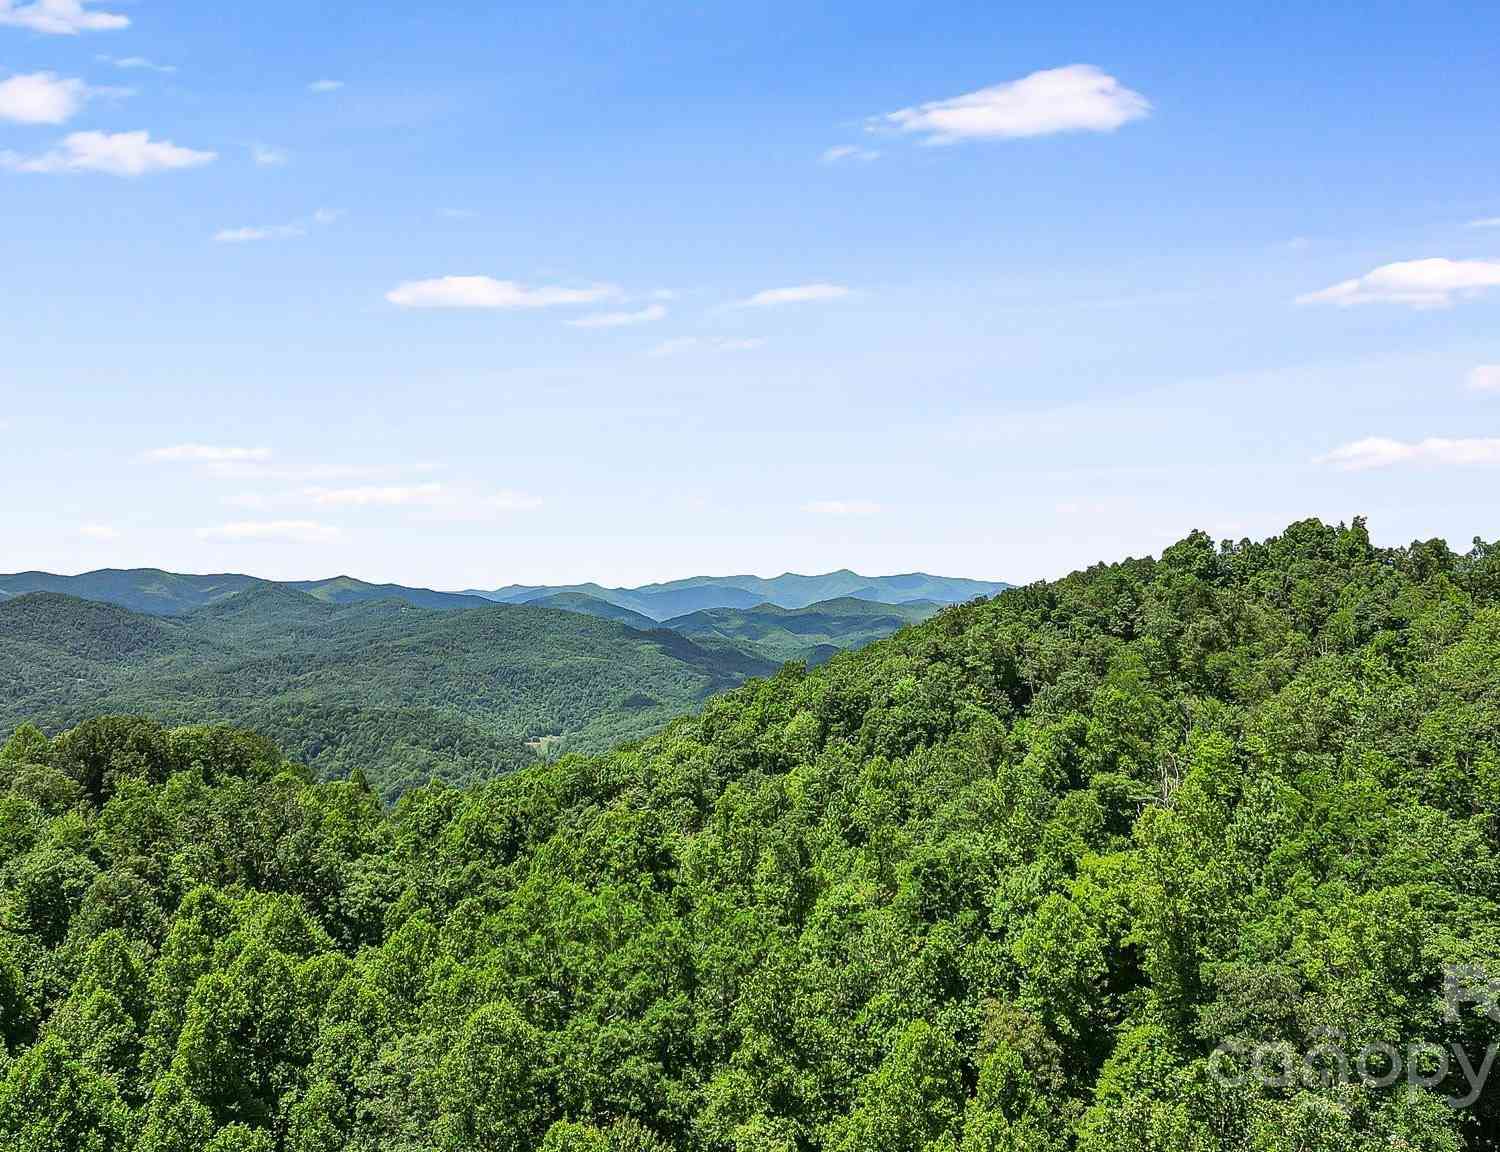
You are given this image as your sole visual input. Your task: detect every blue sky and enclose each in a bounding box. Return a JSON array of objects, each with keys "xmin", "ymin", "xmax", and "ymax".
[{"xmin": 2, "ymin": 0, "xmax": 1498, "ymax": 588}]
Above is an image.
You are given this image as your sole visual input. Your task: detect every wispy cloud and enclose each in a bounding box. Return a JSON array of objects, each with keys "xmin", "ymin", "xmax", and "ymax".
[
  {"xmin": 1469, "ymin": 217, "xmax": 1500, "ymax": 230},
  {"xmin": 201, "ymin": 520, "xmax": 340, "ymax": 543},
  {"xmin": 0, "ymin": 0, "xmax": 128, "ymax": 35},
  {"xmin": 250, "ymin": 142, "xmax": 289, "ymax": 167},
  {"xmin": 820, "ymin": 144, "xmax": 880, "ymax": 165},
  {"xmin": 1316, "ymin": 437, "xmax": 1500, "ymax": 470},
  {"xmin": 740, "ymin": 283, "xmax": 852, "ymax": 307},
  {"xmin": 214, "ymin": 207, "xmax": 340, "ymax": 244},
  {"xmin": 78, "ymin": 522, "xmax": 120, "ymax": 541},
  {"xmin": 215, "ymin": 223, "xmax": 305, "ymax": 244},
  {"xmin": 0, "ymin": 72, "xmax": 89, "ymax": 125},
  {"xmin": 804, "ymin": 500, "xmax": 882, "ymax": 517},
  {"xmin": 148, "ymin": 444, "xmax": 271, "ymax": 464},
  {"xmin": 1468, "ymin": 365, "xmax": 1500, "ymax": 393},
  {"xmin": 308, "ymin": 79, "xmax": 344, "ymax": 93},
  {"xmin": 386, "ymin": 276, "xmax": 618, "ymax": 310},
  {"xmin": 871, "ymin": 64, "xmax": 1150, "ymax": 145},
  {"xmin": 2, "ymin": 130, "xmax": 214, "ymax": 176},
  {"xmin": 97, "ymin": 54, "xmax": 176, "ymax": 74},
  {"xmin": 568, "ymin": 303, "xmax": 667, "ymax": 328},
  {"xmin": 1297, "ymin": 258, "xmax": 1500, "ymax": 309}
]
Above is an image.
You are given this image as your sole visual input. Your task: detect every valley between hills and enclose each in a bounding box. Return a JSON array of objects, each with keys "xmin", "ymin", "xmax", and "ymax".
[{"xmin": 0, "ymin": 567, "xmax": 1006, "ymax": 798}]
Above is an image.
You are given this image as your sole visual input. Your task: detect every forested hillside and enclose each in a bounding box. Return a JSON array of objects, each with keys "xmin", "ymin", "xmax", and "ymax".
[
  {"xmin": 0, "ymin": 570, "xmax": 491, "ymax": 616},
  {"xmin": 2, "ymin": 519, "xmax": 1499, "ymax": 1150},
  {"xmin": 663, "ymin": 596, "xmax": 942, "ymax": 663},
  {"xmin": 0, "ymin": 588, "xmax": 775, "ymax": 798}
]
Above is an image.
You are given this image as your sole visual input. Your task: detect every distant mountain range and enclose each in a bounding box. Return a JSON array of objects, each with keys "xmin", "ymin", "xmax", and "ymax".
[
  {"xmin": 0, "ymin": 567, "xmax": 1009, "ymax": 792},
  {"xmin": 0, "ymin": 567, "xmax": 1008, "ymax": 620},
  {"xmin": 0, "ymin": 569, "xmax": 489, "ymax": 616},
  {"xmin": 0, "ymin": 586, "xmax": 776, "ymax": 798},
  {"xmin": 465, "ymin": 570, "xmax": 1008, "ymax": 620}
]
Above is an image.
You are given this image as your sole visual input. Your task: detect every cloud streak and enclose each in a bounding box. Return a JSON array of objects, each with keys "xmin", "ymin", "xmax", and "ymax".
[
  {"xmin": 1297, "ymin": 258, "xmax": 1500, "ymax": 309},
  {"xmin": 1317, "ymin": 437, "xmax": 1500, "ymax": 471},
  {"xmin": 0, "ymin": 0, "xmax": 128, "ymax": 34},
  {"xmin": 740, "ymin": 283, "xmax": 852, "ymax": 307},
  {"xmin": 2, "ymin": 130, "xmax": 214, "ymax": 176},
  {"xmin": 213, "ymin": 208, "xmax": 340, "ymax": 244},
  {"xmin": 215, "ymin": 223, "xmax": 305, "ymax": 244},
  {"xmin": 386, "ymin": 276, "xmax": 618, "ymax": 310},
  {"xmin": 98, "ymin": 54, "xmax": 176, "ymax": 74},
  {"xmin": 568, "ymin": 304, "xmax": 667, "ymax": 328},
  {"xmin": 872, "ymin": 65, "xmax": 1150, "ymax": 145},
  {"xmin": 820, "ymin": 144, "xmax": 880, "ymax": 165}
]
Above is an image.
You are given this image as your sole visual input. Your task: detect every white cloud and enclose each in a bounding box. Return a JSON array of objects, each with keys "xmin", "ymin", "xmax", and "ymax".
[
  {"xmin": 251, "ymin": 142, "xmax": 289, "ymax": 167},
  {"xmin": 98, "ymin": 54, "xmax": 176, "ymax": 74},
  {"xmin": 0, "ymin": 0, "xmax": 128, "ymax": 34},
  {"xmin": 202, "ymin": 520, "xmax": 340, "ymax": 543},
  {"xmin": 1316, "ymin": 437, "xmax": 1500, "ymax": 471},
  {"xmin": 386, "ymin": 276, "xmax": 618, "ymax": 310},
  {"xmin": 215, "ymin": 223, "xmax": 306, "ymax": 243},
  {"xmin": 214, "ymin": 208, "xmax": 340, "ymax": 244},
  {"xmin": 719, "ymin": 337, "xmax": 766, "ymax": 352},
  {"xmin": 1468, "ymin": 365, "xmax": 1500, "ymax": 393},
  {"xmin": 820, "ymin": 144, "xmax": 880, "ymax": 164},
  {"xmin": 147, "ymin": 444, "xmax": 271, "ymax": 463},
  {"xmin": 0, "ymin": 71, "xmax": 88, "ymax": 124},
  {"xmin": 568, "ymin": 303, "xmax": 667, "ymax": 328},
  {"xmin": 804, "ymin": 500, "xmax": 882, "ymax": 517},
  {"xmin": 1469, "ymin": 218, "xmax": 1500, "ymax": 229},
  {"xmin": 78, "ymin": 522, "xmax": 120, "ymax": 541},
  {"xmin": 308, "ymin": 79, "xmax": 344, "ymax": 93},
  {"xmin": 872, "ymin": 65, "xmax": 1150, "ymax": 145},
  {"xmin": 2, "ymin": 130, "xmax": 214, "ymax": 176},
  {"xmin": 439, "ymin": 207, "xmax": 478, "ymax": 219},
  {"xmin": 1297, "ymin": 258, "xmax": 1500, "ymax": 310},
  {"xmin": 740, "ymin": 283, "xmax": 852, "ymax": 307}
]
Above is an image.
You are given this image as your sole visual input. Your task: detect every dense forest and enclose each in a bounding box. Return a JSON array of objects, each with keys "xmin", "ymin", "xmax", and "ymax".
[
  {"xmin": 0, "ymin": 587, "xmax": 777, "ymax": 798},
  {"xmin": 662, "ymin": 597, "xmax": 942, "ymax": 664},
  {"xmin": 2, "ymin": 519, "xmax": 1499, "ymax": 1150}
]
